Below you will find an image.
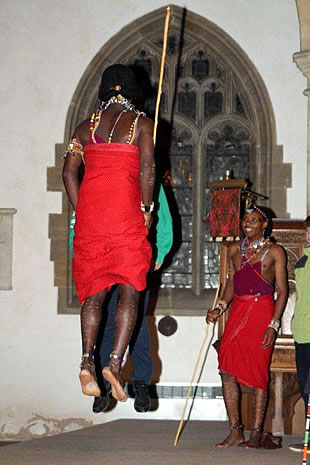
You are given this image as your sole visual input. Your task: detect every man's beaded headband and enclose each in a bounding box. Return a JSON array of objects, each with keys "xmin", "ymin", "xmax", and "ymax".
[{"xmin": 246, "ymin": 206, "xmax": 268, "ymax": 222}]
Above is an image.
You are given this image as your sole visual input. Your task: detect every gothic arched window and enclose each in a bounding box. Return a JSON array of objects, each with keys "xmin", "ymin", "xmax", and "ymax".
[{"xmin": 49, "ymin": 7, "xmax": 289, "ymax": 313}]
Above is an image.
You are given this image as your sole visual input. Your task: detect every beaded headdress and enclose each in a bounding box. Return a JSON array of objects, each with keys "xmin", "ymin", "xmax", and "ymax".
[
  {"xmin": 245, "ymin": 205, "xmax": 273, "ymax": 238},
  {"xmin": 246, "ymin": 206, "xmax": 268, "ymax": 222}
]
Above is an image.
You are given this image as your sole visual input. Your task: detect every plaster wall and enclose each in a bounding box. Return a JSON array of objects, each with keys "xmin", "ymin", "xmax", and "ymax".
[{"xmin": 0, "ymin": 0, "xmax": 307, "ymax": 439}]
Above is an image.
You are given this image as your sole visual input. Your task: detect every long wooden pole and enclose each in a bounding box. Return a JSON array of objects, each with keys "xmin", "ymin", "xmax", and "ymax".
[
  {"xmin": 153, "ymin": 6, "xmax": 171, "ymax": 144},
  {"xmin": 173, "ymin": 286, "xmax": 221, "ymax": 446}
]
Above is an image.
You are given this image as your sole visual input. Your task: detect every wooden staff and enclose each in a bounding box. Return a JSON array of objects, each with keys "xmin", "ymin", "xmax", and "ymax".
[
  {"xmin": 153, "ymin": 6, "xmax": 171, "ymax": 144},
  {"xmin": 173, "ymin": 285, "xmax": 221, "ymax": 447}
]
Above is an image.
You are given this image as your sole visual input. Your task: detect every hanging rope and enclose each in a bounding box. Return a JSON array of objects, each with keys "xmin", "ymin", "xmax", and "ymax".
[{"xmin": 153, "ymin": 6, "xmax": 171, "ymax": 144}]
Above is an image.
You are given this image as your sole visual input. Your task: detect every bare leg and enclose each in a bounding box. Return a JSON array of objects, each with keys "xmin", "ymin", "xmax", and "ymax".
[
  {"xmin": 103, "ymin": 284, "xmax": 139, "ymax": 402},
  {"xmin": 241, "ymin": 387, "xmax": 267, "ymax": 448},
  {"xmin": 80, "ymin": 290, "xmax": 107, "ymax": 396},
  {"xmin": 216, "ymin": 373, "xmax": 244, "ymax": 448}
]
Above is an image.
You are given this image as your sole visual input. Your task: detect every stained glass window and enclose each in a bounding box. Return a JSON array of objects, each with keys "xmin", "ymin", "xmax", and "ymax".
[{"xmin": 128, "ymin": 41, "xmax": 253, "ymax": 291}]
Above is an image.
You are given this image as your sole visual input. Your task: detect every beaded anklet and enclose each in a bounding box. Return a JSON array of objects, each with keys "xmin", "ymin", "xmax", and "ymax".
[
  {"xmin": 81, "ymin": 352, "xmax": 94, "ymax": 360},
  {"xmin": 109, "ymin": 352, "xmax": 124, "ymax": 363},
  {"xmin": 231, "ymin": 424, "xmax": 243, "ymax": 431}
]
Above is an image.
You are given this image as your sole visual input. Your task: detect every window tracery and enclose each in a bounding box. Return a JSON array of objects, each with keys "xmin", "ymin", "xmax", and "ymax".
[
  {"xmin": 127, "ymin": 40, "xmax": 254, "ymax": 289},
  {"xmin": 49, "ymin": 7, "xmax": 288, "ymax": 312}
]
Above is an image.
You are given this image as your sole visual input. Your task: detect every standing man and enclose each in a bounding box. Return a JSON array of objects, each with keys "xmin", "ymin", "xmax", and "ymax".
[
  {"xmin": 207, "ymin": 206, "xmax": 288, "ymax": 448},
  {"xmin": 93, "ymin": 181, "xmax": 173, "ymax": 413},
  {"xmin": 289, "ymin": 216, "xmax": 310, "ymax": 453}
]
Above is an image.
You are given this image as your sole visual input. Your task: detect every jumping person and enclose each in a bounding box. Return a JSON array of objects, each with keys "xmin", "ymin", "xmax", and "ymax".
[{"xmin": 62, "ymin": 64, "xmax": 155, "ymax": 402}]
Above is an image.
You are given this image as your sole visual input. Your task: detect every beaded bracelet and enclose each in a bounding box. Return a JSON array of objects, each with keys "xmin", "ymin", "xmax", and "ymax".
[
  {"xmin": 268, "ymin": 317, "xmax": 280, "ymax": 332},
  {"xmin": 64, "ymin": 138, "xmax": 85, "ymax": 162},
  {"xmin": 70, "ymin": 212, "xmax": 76, "ymax": 229},
  {"xmin": 141, "ymin": 201, "xmax": 154, "ymax": 212},
  {"xmin": 217, "ymin": 299, "xmax": 228, "ymax": 316}
]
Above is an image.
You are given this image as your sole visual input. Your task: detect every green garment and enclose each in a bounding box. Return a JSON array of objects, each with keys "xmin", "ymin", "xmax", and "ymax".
[
  {"xmin": 69, "ymin": 182, "xmax": 173, "ymax": 265},
  {"xmin": 68, "ymin": 213, "xmax": 75, "ymax": 253},
  {"xmin": 152, "ymin": 182, "xmax": 173, "ymax": 264},
  {"xmin": 291, "ymin": 246, "xmax": 310, "ymax": 343}
]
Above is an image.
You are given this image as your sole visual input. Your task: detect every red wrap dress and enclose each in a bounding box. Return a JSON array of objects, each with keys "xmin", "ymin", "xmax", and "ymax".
[
  {"xmin": 218, "ymin": 252, "xmax": 275, "ymax": 391},
  {"xmin": 73, "ymin": 132, "xmax": 152, "ymax": 304}
]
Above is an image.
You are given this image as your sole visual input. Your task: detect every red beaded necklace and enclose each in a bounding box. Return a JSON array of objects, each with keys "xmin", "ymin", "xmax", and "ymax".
[{"xmin": 240, "ymin": 237, "xmax": 269, "ymax": 265}]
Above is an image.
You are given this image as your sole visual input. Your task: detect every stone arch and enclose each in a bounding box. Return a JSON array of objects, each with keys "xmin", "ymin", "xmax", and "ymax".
[
  {"xmin": 296, "ymin": 0, "xmax": 310, "ymax": 50},
  {"xmin": 48, "ymin": 5, "xmax": 291, "ymax": 313}
]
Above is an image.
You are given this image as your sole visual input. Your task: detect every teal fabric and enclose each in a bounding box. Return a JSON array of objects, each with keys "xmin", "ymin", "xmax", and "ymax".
[
  {"xmin": 291, "ymin": 246, "xmax": 310, "ymax": 343},
  {"xmin": 69, "ymin": 182, "xmax": 173, "ymax": 264},
  {"xmin": 153, "ymin": 183, "xmax": 173, "ymax": 264},
  {"xmin": 68, "ymin": 213, "xmax": 75, "ymax": 254}
]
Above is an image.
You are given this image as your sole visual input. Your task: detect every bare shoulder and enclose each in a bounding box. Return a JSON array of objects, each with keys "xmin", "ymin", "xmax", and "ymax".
[
  {"xmin": 138, "ymin": 115, "xmax": 154, "ymax": 133},
  {"xmin": 269, "ymin": 243, "xmax": 286, "ymax": 261},
  {"xmin": 228, "ymin": 241, "xmax": 240, "ymax": 258},
  {"xmin": 73, "ymin": 118, "xmax": 90, "ymax": 146}
]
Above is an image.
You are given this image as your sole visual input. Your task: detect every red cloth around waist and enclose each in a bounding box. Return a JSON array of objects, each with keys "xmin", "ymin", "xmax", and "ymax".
[
  {"xmin": 218, "ymin": 294, "xmax": 274, "ymax": 391},
  {"xmin": 73, "ymin": 142, "xmax": 151, "ymax": 303}
]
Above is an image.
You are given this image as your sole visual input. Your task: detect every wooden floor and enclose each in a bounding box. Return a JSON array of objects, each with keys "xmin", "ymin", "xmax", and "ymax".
[{"xmin": 0, "ymin": 420, "xmax": 305, "ymax": 465}]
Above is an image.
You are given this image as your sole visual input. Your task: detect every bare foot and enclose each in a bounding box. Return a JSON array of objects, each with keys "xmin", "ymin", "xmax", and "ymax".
[
  {"xmin": 239, "ymin": 430, "xmax": 262, "ymax": 449},
  {"xmin": 102, "ymin": 366, "xmax": 128, "ymax": 402},
  {"xmin": 79, "ymin": 368, "xmax": 101, "ymax": 397},
  {"xmin": 216, "ymin": 428, "xmax": 245, "ymax": 448}
]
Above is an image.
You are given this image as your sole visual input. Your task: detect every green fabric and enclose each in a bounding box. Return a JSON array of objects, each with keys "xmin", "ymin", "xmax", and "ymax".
[
  {"xmin": 68, "ymin": 214, "xmax": 75, "ymax": 254},
  {"xmin": 291, "ymin": 246, "xmax": 310, "ymax": 343},
  {"xmin": 68, "ymin": 182, "xmax": 173, "ymax": 264},
  {"xmin": 153, "ymin": 183, "xmax": 173, "ymax": 264}
]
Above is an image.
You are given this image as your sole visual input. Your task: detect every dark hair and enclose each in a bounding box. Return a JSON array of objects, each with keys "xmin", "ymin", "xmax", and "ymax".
[
  {"xmin": 305, "ymin": 216, "xmax": 310, "ymax": 228},
  {"xmin": 98, "ymin": 64, "xmax": 141, "ymax": 102}
]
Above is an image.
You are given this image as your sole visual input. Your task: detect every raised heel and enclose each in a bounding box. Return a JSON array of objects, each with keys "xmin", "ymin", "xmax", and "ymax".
[
  {"xmin": 79, "ymin": 353, "xmax": 101, "ymax": 397},
  {"xmin": 102, "ymin": 366, "xmax": 127, "ymax": 402}
]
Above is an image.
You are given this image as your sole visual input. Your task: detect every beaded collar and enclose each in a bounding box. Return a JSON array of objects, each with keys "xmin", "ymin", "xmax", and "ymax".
[
  {"xmin": 100, "ymin": 94, "xmax": 139, "ymax": 113},
  {"xmin": 90, "ymin": 94, "xmax": 142, "ymax": 144},
  {"xmin": 240, "ymin": 236, "xmax": 269, "ymax": 266}
]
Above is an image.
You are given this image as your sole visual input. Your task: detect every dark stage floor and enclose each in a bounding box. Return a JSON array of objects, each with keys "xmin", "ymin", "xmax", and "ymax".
[{"xmin": 0, "ymin": 420, "xmax": 304, "ymax": 465}]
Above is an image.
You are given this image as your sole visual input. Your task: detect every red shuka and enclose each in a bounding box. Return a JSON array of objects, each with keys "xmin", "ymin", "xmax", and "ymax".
[
  {"xmin": 218, "ymin": 294, "xmax": 274, "ymax": 391},
  {"xmin": 73, "ymin": 143, "xmax": 151, "ymax": 303}
]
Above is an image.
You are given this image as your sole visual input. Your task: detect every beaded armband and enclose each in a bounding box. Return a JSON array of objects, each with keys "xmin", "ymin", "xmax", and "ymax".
[
  {"xmin": 64, "ymin": 138, "xmax": 85, "ymax": 163},
  {"xmin": 227, "ymin": 267, "xmax": 235, "ymax": 276},
  {"xmin": 217, "ymin": 299, "xmax": 228, "ymax": 316},
  {"xmin": 268, "ymin": 317, "xmax": 280, "ymax": 332},
  {"xmin": 141, "ymin": 201, "xmax": 154, "ymax": 213}
]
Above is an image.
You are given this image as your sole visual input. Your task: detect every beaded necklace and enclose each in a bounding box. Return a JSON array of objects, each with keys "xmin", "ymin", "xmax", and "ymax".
[
  {"xmin": 100, "ymin": 94, "xmax": 139, "ymax": 113},
  {"xmin": 90, "ymin": 108, "xmax": 103, "ymax": 144},
  {"xmin": 107, "ymin": 109, "xmax": 127, "ymax": 143},
  {"xmin": 240, "ymin": 236, "xmax": 269, "ymax": 267},
  {"xmin": 90, "ymin": 94, "xmax": 140, "ymax": 144}
]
